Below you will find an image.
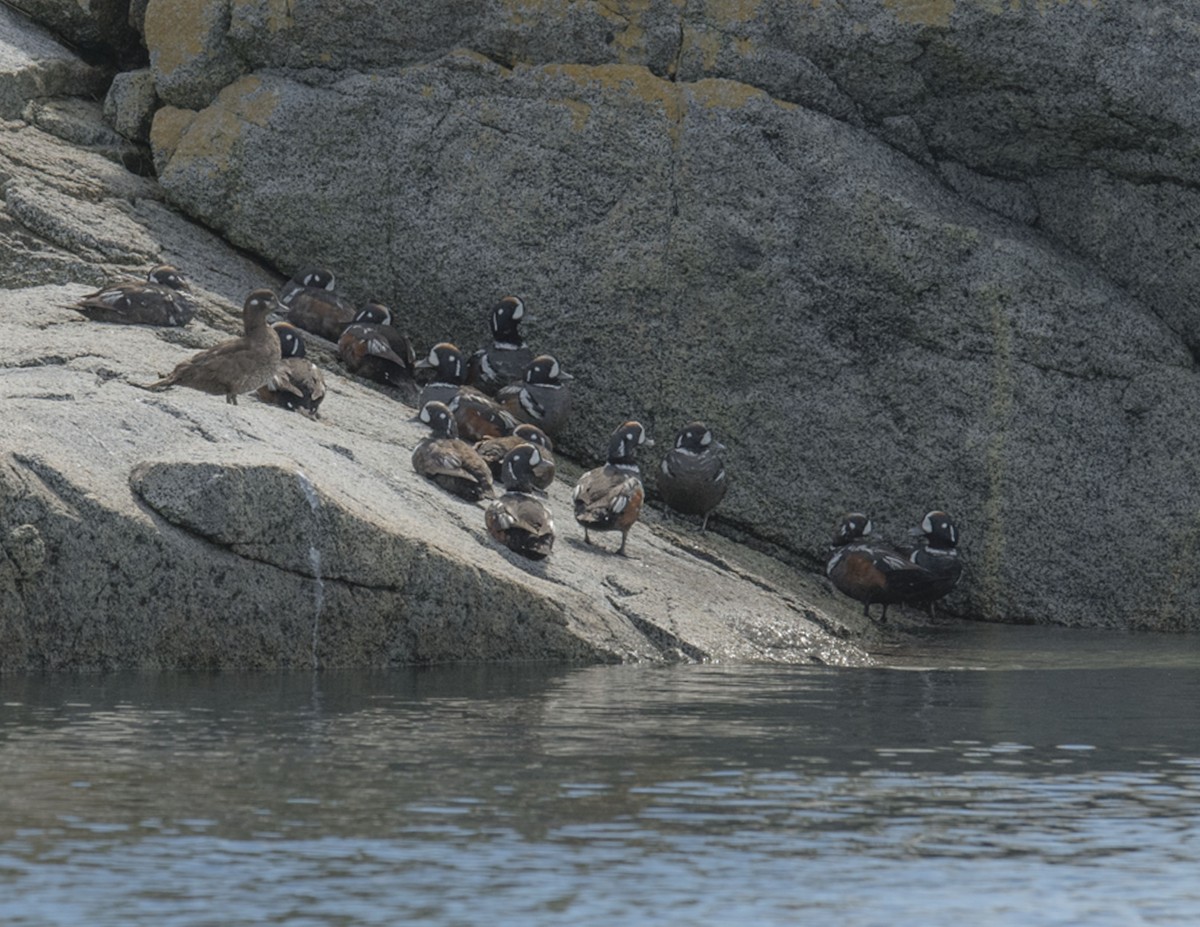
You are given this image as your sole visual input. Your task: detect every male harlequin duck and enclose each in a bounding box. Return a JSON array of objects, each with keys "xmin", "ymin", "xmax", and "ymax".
[
  {"xmin": 485, "ymin": 443, "xmax": 556, "ymax": 560},
  {"xmin": 69, "ymin": 264, "xmax": 195, "ymax": 326},
  {"xmin": 902, "ymin": 510, "xmax": 963, "ymax": 616},
  {"xmin": 469, "ymin": 296, "xmax": 534, "ymax": 396},
  {"xmin": 657, "ymin": 421, "xmax": 728, "ymax": 531},
  {"xmin": 572, "ymin": 421, "xmax": 652, "ymax": 556},
  {"xmin": 448, "ymin": 387, "xmax": 518, "ymax": 443},
  {"xmin": 411, "ymin": 401, "xmax": 495, "ymax": 502},
  {"xmin": 825, "ymin": 513, "xmax": 940, "ymax": 622},
  {"xmin": 476, "ymin": 423, "xmax": 556, "ymax": 490},
  {"xmin": 496, "ymin": 355, "xmax": 574, "ymax": 437},
  {"xmin": 415, "ymin": 342, "xmax": 468, "ymax": 408},
  {"xmin": 281, "ymin": 266, "xmax": 355, "ymax": 341},
  {"xmin": 256, "ymin": 322, "xmax": 326, "ymax": 416},
  {"xmin": 338, "ymin": 302, "xmax": 416, "ymax": 390},
  {"xmin": 420, "ymin": 344, "xmax": 518, "ymax": 442},
  {"xmin": 280, "ymin": 266, "xmax": 333, "ymax": 304},
  {"xmin": 144, "ymin": 289, "xmax": 295, "ymax": 405}
]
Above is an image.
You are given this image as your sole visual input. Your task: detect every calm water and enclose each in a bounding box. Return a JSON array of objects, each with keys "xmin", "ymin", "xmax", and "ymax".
[{"xmin": 2, "ymin": 625, "xmax": 1200, "ymax": 926}]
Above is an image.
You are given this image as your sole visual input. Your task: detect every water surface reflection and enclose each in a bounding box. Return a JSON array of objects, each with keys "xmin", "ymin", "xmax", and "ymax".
[{"xmin": 1, "ymin": 626, "xmax": 1199, "ymax": 925}]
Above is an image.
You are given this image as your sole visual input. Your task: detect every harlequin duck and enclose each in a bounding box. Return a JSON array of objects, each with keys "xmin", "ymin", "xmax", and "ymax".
[
  {"xmin": 69, "ymin": 264, "xmax": 195, "ymax": 326},
  {"xmin": 256, "ymin": 322, "xmax": 326, "ymax": 416},
  {"xmin": 281, "ymin": 266, "xmax": 355, "ymax": 341},
  {"xmin": 415, "ymin": 343, "xmax": 468, "ymax": 408},
  {"xmin": 485, "ymin": 443, "xmax": 556, "ymax": 560},
  {"xmin": 902, "ymin": 510, "xmax": 963, "ymax": 615},
  {"xmin": 280, "ymin": 266, "xmax": 333, "ymax": 304},
  {"xmin": 448, "ymin": 388, "xmax": 518, "ymax": 443},
  {"xmin": 475, "ymin": 423, "xmax": 556, "ymax": 490},
  {"xmin": 657, "ymin": 421, "xmax": 727, "ymax": 531},
  {"xmin": 496, "ymin": 355, "xmax": 574, "ymax": 437},
  {"xmin": 468, "ymin": 296, "xmax": 534, "ymax": 396},
  {"xmin": 572, "ymin": 421, "xmax": 652, "ymax": 555},
  {"xmin": 411, "ymin": 401, "xmax": 495, "ymax": 502},
  {"xmin": 338, "ymin": 302, "xmax": 416, "ymax": 390},
  {"xmin": 144, "ymin": 289, "xmax": 294, "ymax": 405},
  {"xmin": 825, "ymin": 513, "xmax": 940, "ymax": 622}
]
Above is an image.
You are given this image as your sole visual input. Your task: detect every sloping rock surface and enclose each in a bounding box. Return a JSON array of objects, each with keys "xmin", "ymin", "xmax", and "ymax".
[
  {"xmin": 147, "ymin": 2, "xmax": 1200, "ymax": 629},
  {"xmin": 7, "ymin": 0, "xmax": 1200, "ymax": 634},
  {"xmin": 0, "ymin": 28, "xmax": 866, "ymax": 668}
]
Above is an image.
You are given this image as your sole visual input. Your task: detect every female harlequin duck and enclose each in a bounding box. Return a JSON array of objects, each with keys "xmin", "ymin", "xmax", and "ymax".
[
  {"xmin": 257, "ymin": 322, "xmax": 326, "ymax": 416},
  {"xmin": 825, "ymin": 513, "xmax": 940, "ymax": 622},
  {"xmin": 496, "ymin": 355, "xmax": 574, "ymax": 437},
  {"xmin": 338, "ymin": 302, "xmax": 416, "ymax": 390},
  {"xmin": 657, "ymin": 421, "xmax": 727, "ymax": 531},
  {"xmin": 485, "ymin": 443, "xmax": 556, "ymax": 560},
  {"xmin": 411, "ymin": 401, "xmax": 495, "ymax": 502},
  {"xmin": 144, "ymin": 289, "xmax": 295, "ymax": 405},
  {"xmin": 281, "ymin": 266, "xmax": 356, "ymax": 341},
  {"xmin": 70, "ymin": 264, "xmax": 195, "ymax": 326},
  {"xmin": 415, "ymin": 342, "xmax": 468, "ymax": 408},
  {"xmin": 902, "ymin": 510, "xmax": 962, "ymax": 616},
  {"xmin": 469, "ymin": 295, "xmax": 534, "ymax": 396},
  {"xmin": 572, "ymin": 421, "xmax": 652, "ymax": 556},
  {"xmin": 476, "ymin": 423, "xmax": 556, "ymax": 490}
]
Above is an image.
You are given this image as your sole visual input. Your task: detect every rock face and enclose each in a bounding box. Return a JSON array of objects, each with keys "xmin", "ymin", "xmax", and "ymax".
[
  {"xmin": 0, "ymin": 282, "xmax": 864, "ymax": 670},
  {"xmin": 0, "ymin": 17, "xmax": 866, "ymax": 669},
  {"xmin": 137, "ymin": 1, "xmax": 1200, "ymax": 629},
  {"xmin": 6, "ymin": 0, "xmax": 1200, "ymax": 636}
]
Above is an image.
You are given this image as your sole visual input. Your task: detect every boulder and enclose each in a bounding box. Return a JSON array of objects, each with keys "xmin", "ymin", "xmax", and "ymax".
[
  {"xmin": 0, "ymin": 5, "xmax": 108, "ymax": 119},
  {"xmin": 104, "ymin": 68, "xmax": 159, "ymax": 143},
  {"xmin": 0, "ymin": 77, "xmax": 865, "ymax": 669},
  {"xmin": 153, "ymin": 43, "xmax": 1200, "ymax": 629},
  {"xmin": 12, "ymin": 0, "xmax": 1200, "ymax": 632},
  {"xmin": 3, "ymin": 0, "xmax": 139, "ymax": 59}
]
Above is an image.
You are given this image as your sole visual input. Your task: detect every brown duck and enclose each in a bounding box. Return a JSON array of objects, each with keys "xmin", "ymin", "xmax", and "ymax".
[
  {"xmin": 412, "ymin": 401, "xmax": 495, "ymax": 502},
  {"xmin": 256, "ymin": 322, "xmax": 326, "ymax": 416},
  {"xmin": 281, "ymin": 267, "xmax": 355, "ymax": 341},
  {"xmin": 485, "ymin": 443, "xmax": 555, "ymax": 559},
  {"xmin": 70, "ymin": 264, "xmax": 195, "ymax": 327},
  {"xmin": 572, "ymin": 420, "xmax": 652, "ymax": 555},
  {"xmin": 475, "ymin": 423, "xmax": 556, "ymax": 490},
  {"xmin": 144, "ymin": 289, "xmax": 293, "ymax": 405}
]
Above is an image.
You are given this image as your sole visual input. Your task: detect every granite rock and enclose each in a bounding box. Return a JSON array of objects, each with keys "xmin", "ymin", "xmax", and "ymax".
[
  {"xmin": 104, "ymin": 68, "xmax": 159, "ymax": 143},
  {"xmin": 0, "ymin": 64, "xmax": 864, "ymax": 669},
  {"xmin": 11, "ymin": 0, "xmax": 1200, "ymax": 632}
]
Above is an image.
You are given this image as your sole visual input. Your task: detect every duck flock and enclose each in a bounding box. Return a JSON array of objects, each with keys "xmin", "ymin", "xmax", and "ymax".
[{"xmin": 69, "ymin": 265, "xmax": 961, "ymax": 622}]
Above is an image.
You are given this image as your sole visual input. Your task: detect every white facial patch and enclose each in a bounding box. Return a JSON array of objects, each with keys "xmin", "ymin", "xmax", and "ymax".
[
  {"xmin": 511, "ymin": 299, "xmax": 524, "ymax": 320},
  {"xmin": 922, "ymin": 513, "xmax": 934, "ymax": 534},
  {"xmin": 419, "ymin": 406, "xmax": 432, "ymax": 423},
  {"xmin": 519, "ymin": 391, "xmax": 540, "ymax": 417},
  {"xmin": 701, "ymin": 431, "xmax": 712, "ymax": 446},
  {"xmin": 548, "ymin": 359, "xmax": 560, "ymax": 378},
  {"xmin": 529, "ymin": 448, "xmax": 542, "ymax": 466},
  {"xmin": 427, "ymin": 347, "xmax": 440, "ymax": 365}
]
